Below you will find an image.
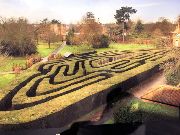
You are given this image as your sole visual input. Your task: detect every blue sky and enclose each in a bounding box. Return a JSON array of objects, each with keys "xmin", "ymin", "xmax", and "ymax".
[{"xmin": 0, "ymin": 0, "xmax": 179, "ymax": 24}]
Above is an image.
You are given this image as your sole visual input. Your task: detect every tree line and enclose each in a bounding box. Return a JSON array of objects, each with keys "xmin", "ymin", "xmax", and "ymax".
[{"xmin": 0, "ymin": 7, "xmax": 179, "ymax": 57}]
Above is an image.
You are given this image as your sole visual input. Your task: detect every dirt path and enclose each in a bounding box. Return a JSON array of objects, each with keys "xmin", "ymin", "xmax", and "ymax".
[{"xmin": 128, "ymin": 71, "xmax": 166, "ymax": 98}]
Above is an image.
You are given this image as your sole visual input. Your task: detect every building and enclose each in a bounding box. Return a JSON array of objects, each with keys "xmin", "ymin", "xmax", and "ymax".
[
  {"xmin": 172, "ymin": 19, "xmax": 180, "ymax": 47},
  {"xmin": 50, "ymin": 24, "xmax": 69, "ymax": 41}
]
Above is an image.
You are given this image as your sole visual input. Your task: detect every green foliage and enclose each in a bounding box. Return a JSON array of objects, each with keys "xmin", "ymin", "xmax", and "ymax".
[
  {"xmin": 114, "ymin": 101, "xmax": 142, "ymax": 123},
  {"xmin": 134, "ymin": 20, "xmax": 144, "ymax": 34},
  {"xmin": 0, "ymin": 49, "xmax": 170, "ymax": 126},
  {"xmin": 51, "ymin": 19, "xmax": 61, "ymax": 24},
  {"xmin": 113, "ymin": 96, "xmax": 178, "ymax": 123},
  {"xmin": 91, "ymin": 35, "xmax": 110, "ymax": 48},
  {"xmin": 166, "ymin": 71, "xmax": 180, "ymax": 86},
  {"xmin": 66, "ymin": 28, "xmax": 75, "ymax": 45},
  {"xmin": 114, "ymin": 6, "xmax": 137, "ymax": 42},
  {"xmin": 0, "ymin": 18, "xmax": 36, "ymax": 56},
  {"xmin": 161, "ymin": 48, "xmax": 180, "ymax": 86},
  {"xmin": 114, "ymin": 7, "xmax": 137, "ymax": 24}
]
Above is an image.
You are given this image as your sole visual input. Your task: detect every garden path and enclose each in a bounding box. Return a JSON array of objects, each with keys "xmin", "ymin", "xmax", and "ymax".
[{"xmin": 42, "ymin": 41, "xmax": 66, "ymax": 62}]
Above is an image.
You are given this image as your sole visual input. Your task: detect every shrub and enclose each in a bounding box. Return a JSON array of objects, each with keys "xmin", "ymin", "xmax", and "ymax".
[
  {"xmin": 156, "ymin": 38, "xmax": 172, "ymax": 48},
  {"xmin": 91, "ymin": 34, "xmax": 110, "ymax": 48},
  {"xmin": 26, "ymin": 55, "xmax": 42, "ymax": 68},
  {"xmin": 48, "ymin": 54, "xmax": 63, "ymax": 61},
  {"xmin": 66, "ymin": 35, "xmax": 81, "ymax": 45},
  {"xmin": 0, "ymin": 40, "xmax": 36, "ymax": 57},
  {"xmin": 12, "ymin": 64, "xmax": 24, "ymax": 73},
  {"xmin": 161, "ymin": 48, "xmax": 180, "ymax": 86},
  {"xmin": 0, "ymin": 18, "xmax": 37, "ymax": 56},
  {"xmin": 113, "ymin": 99, "xmax": 142, "ymax": 123}
]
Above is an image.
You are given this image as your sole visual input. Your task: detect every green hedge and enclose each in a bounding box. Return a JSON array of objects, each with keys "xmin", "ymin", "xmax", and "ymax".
[
  {"xmin": 113, "ymin": 94, "xmax": 179, "ymax": 123},
  {"xmin": 0, "ymin": 49, "xmax": 171, "ymax": 129}
]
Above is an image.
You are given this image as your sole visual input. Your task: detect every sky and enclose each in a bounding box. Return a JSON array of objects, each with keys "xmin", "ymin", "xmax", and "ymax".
[{"xmin": 0, "ymin": 0, "xmax": 180, "ymax": 24}]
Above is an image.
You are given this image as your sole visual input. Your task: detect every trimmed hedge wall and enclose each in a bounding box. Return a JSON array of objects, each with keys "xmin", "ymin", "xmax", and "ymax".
[{"xmin": 0, "ymin": 49, "xmax": 170, "ymax": 130}]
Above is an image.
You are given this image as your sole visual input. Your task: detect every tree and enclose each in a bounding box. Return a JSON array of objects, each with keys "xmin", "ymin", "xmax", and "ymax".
[
  {"xmin": 153, "ymin": 28, "xmax": 163, "ymax": 37},
  {"xmin": 39, "ymin": 18, "xmax": 60, "ymax": 48},
  {"xmin": 134, "ymin": 20, "xmax": 144, "ymax": 34},
  {"xmin": 178, "ymin": 15, "xmax": 180, "ymax": 24},
  {"xmin": 0, "ymin": 17, "xmax": 36, "ymax": 56},
  {"xmin": 114, "ymin": 6, "xmax": 137, "ymax": 42},
  {"xmin": 86, "ymin": 12, "xmax": 95, "ymax": 20},
  {"xmin": 51, "ymin": 19, "xmax": 61, "ymax": 24},
  {"xmin": 66, "ymin": 27, "xmax": 75, "ymax": 45},
  {"xmin": 153, "ymin": 17, "xmax": 174, "ymax": 36},
  {"xmin": 80, "ymin": 12, "xmax": 103, "ymax": 45}
]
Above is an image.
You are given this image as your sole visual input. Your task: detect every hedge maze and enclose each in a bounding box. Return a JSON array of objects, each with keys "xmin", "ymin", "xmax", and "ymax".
[{"xmin": 0, "ymin": 49, "xmax": 170, "ymax": 129}]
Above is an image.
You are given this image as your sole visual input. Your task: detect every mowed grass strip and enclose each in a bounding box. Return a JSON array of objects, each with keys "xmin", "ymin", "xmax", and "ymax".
[
  {"xmin": 60, "ymin": 43, "xmax": 155, "ymax": 55},
  {"xmin": 37, "ymin": 42, "xmax": 61, "ymax": 57}
]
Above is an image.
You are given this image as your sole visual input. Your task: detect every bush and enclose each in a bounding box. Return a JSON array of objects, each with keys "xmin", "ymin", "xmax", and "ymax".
[
  {"xmin": 26, "ymin": 54, "xmax": 42, "ymax": 68},
  {"xmin": 113, "ymin": 98, "xmax": 142, "ymax": 123},
  {"xmin": 91, "ymin": 34, "xmax": 110, "ymax": 48},
  {"xmin": 156, "ymin": 38, "xmax": 172, "ymax": 48},
  {"xmin": 0, "ymin": 40, "xmax": 36, "ymax": 57},
  {"xmin": 66, "ymin": 35, "xmax": 81, "ymax": 45},
  {"xmin": 0, "ymin": 18, "xmax": 37, "ymax": 56},
  {"xmin": 161, "ymin": 48, "xmax": 180, "ymax": 86}
]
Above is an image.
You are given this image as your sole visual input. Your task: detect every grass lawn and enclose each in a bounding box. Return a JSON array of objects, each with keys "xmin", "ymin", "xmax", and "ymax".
[
  {"xmin": 0, "ymin": 57, "xmax": 26, "ymax": 88},
  {"xmin": 0, "ymin": 42, "xmax": 61, "ymax": 72},
  {"xmin": 0, "ymin": 57, "xmax": 26, "ymax": 72},
  {"xmin": 0, "ymin": 42, "xmax": 61, "ymax": 88},
  {"xmin": 0, "ymin": 74, "xmax": 17, "ymax": 88},
  {"xmin": 37, "ymin": 42, "xmax": 61, "ymax": 57},
  {"xmin": 60, "ymin": 43, "xmax": 155, "ymax": 55},
  {"xmin": 60, "ymin": 44, "xmax": 93, "ymax": 55},
  {"xmin": 113, "ymin": 95, "xmax": 179, "ymax": 123}
]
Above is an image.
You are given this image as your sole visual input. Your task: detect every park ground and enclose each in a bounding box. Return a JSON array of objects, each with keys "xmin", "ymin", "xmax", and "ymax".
[{"xmin": 0, "ymin": 43, "xmax": 155, "ymax": 88}]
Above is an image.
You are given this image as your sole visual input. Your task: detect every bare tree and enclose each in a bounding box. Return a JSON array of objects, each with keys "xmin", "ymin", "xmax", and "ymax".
[
  {"xmin": 0, "ymin": 17, "xmax": 36, "ymax": 56},
  {"xmin": 79, "ymin": 12, "xmax": 103, "ymax": 45},
  {"xmin": 39, "ymin": 18, "xmax": 60, "ymax": 48}
]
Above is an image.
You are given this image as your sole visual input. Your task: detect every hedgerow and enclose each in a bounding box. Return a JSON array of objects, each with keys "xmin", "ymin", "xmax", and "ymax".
[{"xmin": 0, "ymin": 49, "xmax": 170, "ymax": 129}]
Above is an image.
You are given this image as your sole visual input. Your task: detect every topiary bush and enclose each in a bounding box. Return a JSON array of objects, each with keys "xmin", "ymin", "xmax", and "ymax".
[{"xmin": 91, "ymin": 34, "xmax": 110, "ymax": 48}]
